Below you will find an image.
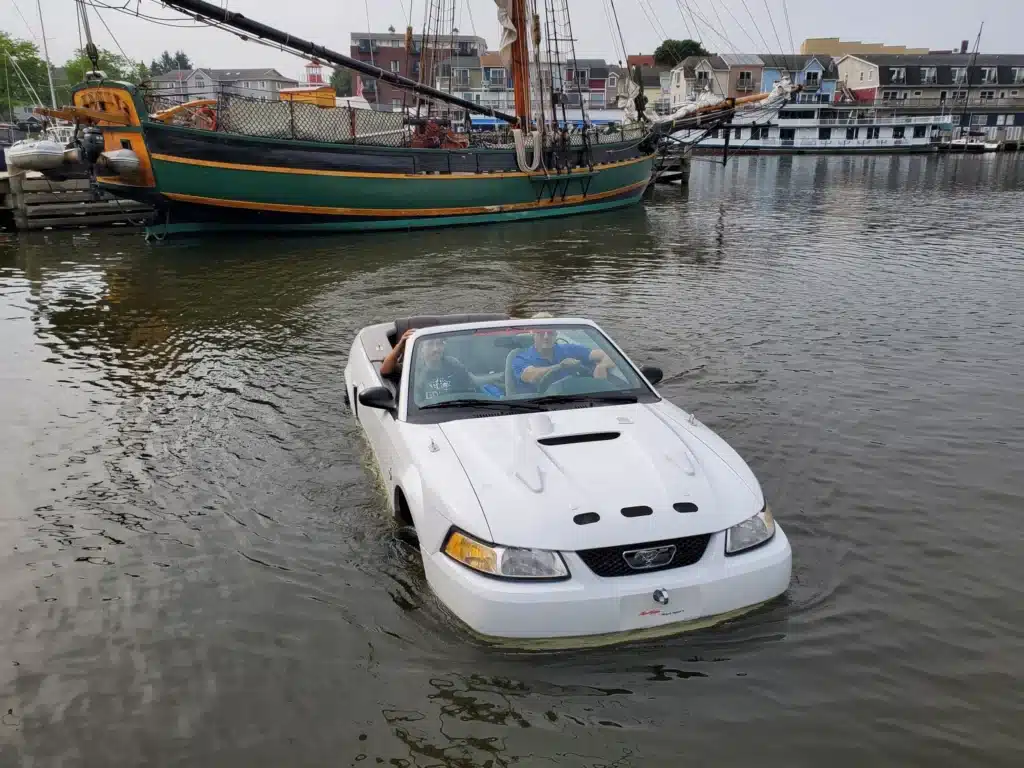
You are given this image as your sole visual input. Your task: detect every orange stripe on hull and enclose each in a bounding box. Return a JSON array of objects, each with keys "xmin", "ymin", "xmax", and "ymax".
[{"xmin": 162, "ymin": 179, "xmax": 650, "ymax": 218}]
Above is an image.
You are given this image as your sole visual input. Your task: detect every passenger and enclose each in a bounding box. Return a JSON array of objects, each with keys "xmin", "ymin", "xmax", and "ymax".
[
  {"xmin": 380, "ymin": 330, "xmax": 474, "ymax": 403},
  {"xmin": 512, "ymin": 312, "xmax": 617, "ymax": 394}
]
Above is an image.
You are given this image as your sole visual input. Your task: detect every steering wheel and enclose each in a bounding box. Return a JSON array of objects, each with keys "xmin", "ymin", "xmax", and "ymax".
[
  {"xmin": 535, "ymin": 359, "xmax": 590, "ymax": 393},
  {"xmin": 544, "ymin": 375, "xmax": 619, "ymax": 396}
]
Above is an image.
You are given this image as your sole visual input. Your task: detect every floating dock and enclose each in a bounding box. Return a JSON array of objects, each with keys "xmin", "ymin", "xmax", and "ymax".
[{"xmin": 0, "ymin": 169, "xmax": 153, "ymax": 231}]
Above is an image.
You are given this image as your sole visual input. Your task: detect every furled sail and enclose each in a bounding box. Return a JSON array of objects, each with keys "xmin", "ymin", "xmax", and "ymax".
[{"xmin": 495, "ymin": 0, "xmax": 517, "ymax": 70}]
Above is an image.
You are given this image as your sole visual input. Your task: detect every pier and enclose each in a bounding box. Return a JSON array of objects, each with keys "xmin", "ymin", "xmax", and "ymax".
[{"xmin": 0, "ymin": 170, "xmax": 153, "ymax": 231}]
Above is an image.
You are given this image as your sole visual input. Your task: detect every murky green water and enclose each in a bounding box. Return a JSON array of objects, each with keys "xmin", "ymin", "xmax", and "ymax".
[{"xmin": 2, "ymin": 154, "xmax": 1022, "ymax": 766}]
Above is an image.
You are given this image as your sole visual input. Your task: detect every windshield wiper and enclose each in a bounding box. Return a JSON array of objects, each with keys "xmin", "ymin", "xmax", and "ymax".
[
  {"xmin": 533, "ymin": 392, "xmax": 639, "ymax": 407},
  {"xmin": 418, "ymin": 398, "xmax": 546, "ymax": 412}
]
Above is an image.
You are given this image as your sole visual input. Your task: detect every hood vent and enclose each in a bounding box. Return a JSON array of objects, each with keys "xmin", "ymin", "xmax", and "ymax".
[
  {"xmin": 674, "ymin": 502, "xmax": 699, "ymax": 513},
  {"xmin": 621, "ymin": 505, "xmax": 653, "ymax": 518},
  {"xmin": 538, "ymin": 431, "xmax": 620, "ymax": 447},
  {"xmin": 573, "ymin": 512, "xmax": 601, "ymax": 525}
]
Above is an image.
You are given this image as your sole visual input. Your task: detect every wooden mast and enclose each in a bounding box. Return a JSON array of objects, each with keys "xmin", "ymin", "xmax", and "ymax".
[{"xmin": 509, "ymin": 0, "xmax": 532, "ymax": 127}]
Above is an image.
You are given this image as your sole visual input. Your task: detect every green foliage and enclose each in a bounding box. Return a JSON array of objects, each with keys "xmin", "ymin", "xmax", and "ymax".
[
  {"xmin": 330, "ymin": 67, "xmax": 353, "ymax": 97},
  {"xmin": 149, "ymin": 50, "xmax": 192, "ymax": 76},
  {"xmin": 653, "ymin": 39, "xmax": 709, "ymax": 66},
  {"xmin": 0, "ymin": 30, "xmax": 50, "ymax": 106},
  {"xmin": 63, "ymin": 47, "xmax": 134, "ymax": 85}
]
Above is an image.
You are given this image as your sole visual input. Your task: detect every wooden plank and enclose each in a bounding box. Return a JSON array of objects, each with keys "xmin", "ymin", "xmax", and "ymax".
[
  {"xmin": 20, "ymin": 177, "xmax": 92, "ymax": 192},
  {"xmin": 25, "ymin": 200, "xmax": 152, "ymax": 217},
  {"xmin": 24, "ymin": 212, "xmax": 151, "ymax": 230},
  {"xmin": 21, "ymin": 190, "xmax": 102, "ymax": 204}
]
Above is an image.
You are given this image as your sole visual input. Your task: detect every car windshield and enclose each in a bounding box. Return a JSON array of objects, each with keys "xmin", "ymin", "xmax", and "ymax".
[{"xmin": 406, "ymin": 323, "xmax": 657, "ymax": 421}]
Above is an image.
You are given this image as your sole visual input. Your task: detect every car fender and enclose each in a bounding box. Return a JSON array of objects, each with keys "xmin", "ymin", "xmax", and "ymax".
[{"xmin": 394, "ymin": 424, "xmax": 492, "ymax": 553}]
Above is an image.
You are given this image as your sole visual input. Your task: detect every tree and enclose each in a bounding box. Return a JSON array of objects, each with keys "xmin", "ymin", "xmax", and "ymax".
[
  {"xmin": 330, "ymin": 67, "xmax": 353, "ymax": 97},
  {"xmin": 172, "ymin": 50, "xmax": 192, "ymax": 70},
  {"xmin": 653, "ymin": 39, "xmax": 709, "ymax": 67},
  {"xmin": 63, "ymin": 48, "xmax": 133, "ymax": 85},
  {"xmin": 0, "ymin": 31, "xmax": 50, "ymax": 108}
]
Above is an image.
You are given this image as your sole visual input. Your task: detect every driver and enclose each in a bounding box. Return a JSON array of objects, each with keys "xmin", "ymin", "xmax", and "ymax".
[{"xmin": 512, "ymin": 313, "xmax": 617, "ymax": 394}]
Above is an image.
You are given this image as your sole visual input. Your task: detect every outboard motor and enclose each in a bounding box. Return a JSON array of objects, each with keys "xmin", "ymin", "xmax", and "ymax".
[{"xmin": 79, "ymin": 126, "xmax": 105, "ymax": 165}]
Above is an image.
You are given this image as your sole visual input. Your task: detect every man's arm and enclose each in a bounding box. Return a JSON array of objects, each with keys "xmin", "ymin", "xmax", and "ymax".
[
  {"xmin": 380, "ymin": 329, "xmax": 413, "ymax": 377},
  {"xmin": 589, "ymin": 348, "xmax": 616, "ymax": 379}
]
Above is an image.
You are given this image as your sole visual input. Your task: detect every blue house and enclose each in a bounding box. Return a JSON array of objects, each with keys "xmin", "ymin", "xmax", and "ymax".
[{"xmin": 760, "ymin": 55, "xmax": 838, "ymax": 104}]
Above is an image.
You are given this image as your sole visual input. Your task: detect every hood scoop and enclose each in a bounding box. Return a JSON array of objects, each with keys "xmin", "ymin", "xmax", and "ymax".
[{"xmin": 537, "ymin": 431, "xmax": 620, "ymax": 447}]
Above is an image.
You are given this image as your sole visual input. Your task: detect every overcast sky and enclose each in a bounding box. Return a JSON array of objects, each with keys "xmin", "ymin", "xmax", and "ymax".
[{"xmin": 8, "ymin": 0, "xmax": 1023, "ymax": 79}]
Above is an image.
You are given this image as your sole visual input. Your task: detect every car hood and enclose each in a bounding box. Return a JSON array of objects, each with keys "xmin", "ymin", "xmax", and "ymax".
[{"xmin": 437, "ymin": 402, "xmax": 763, "ymax": 550}]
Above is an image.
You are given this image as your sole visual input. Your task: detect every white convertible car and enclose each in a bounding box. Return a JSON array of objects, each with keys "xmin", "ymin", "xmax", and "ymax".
[{"xmin": 344, "ymin": 314, "xmax": 791, "ymax": 641}]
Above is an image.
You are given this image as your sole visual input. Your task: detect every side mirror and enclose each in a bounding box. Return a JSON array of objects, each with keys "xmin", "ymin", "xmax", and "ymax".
[
  {"xmin": 358, "ymin": 386, "xmax": 397, "ymax": 413},
  {"xmin": 640, "ymin": 365, "xmax": 664, "ymax": 386}
]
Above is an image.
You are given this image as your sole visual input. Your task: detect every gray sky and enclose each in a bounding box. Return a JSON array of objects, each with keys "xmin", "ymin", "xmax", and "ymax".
[{"xmin": 10, "ymin": 0, "xmax": 1024, "ymax": 80}]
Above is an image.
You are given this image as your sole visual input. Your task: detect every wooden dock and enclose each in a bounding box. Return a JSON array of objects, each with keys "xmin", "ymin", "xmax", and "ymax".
[{"xmin": 0, "ymin": 169, "xmax": 153, "ymax": 231}]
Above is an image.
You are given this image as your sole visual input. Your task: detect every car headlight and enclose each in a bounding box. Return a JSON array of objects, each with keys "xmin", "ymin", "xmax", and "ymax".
[
  {"xmin": 443, "ymin": 529, "xmax": 569, "ymax": 580},
  {"xmin": 725, "ymin": 505, "xmax": 775, "ymax": 555}
]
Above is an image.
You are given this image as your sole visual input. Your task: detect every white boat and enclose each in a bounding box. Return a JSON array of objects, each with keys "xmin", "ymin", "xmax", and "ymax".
[
  {"xmin": 344, "ymin": 314, "xmax": 792, "ymax": 641},
  {"xmin": 673, "ymin": 98, "xmax": 954, "ymax": 154},
  {"xmin": 4, "ymin": 138, "xmax": 67, "ymax": 171}
]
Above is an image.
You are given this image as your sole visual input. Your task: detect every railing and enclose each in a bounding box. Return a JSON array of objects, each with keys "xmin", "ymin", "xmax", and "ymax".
[
  {"xmin": 802, "ymin": 79, "xmax": 821, "ymax": 91},
  {"xmin": 736, "ymin": 81, "xmax": 755, "ymax": 92},
  {"xmin": 751, "ymin": 137, "xmax": 936, "ymax": 148}
]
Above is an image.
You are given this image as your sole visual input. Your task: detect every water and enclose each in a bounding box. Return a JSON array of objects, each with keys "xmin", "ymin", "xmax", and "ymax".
[{"xmin": 1, "ymin": 154, "xmax": 1022, "ymax": 766}]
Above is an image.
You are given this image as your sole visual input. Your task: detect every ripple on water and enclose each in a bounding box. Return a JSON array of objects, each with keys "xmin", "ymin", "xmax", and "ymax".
[{"xmin": 1, "ymin": 154, "xmax": 1023, "ymax": 766}]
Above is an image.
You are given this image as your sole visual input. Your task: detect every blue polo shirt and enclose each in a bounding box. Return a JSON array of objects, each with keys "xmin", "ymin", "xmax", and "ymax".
[{"xmin": 512, "ymin": 343, "xmax": 593, "ymax": 394}]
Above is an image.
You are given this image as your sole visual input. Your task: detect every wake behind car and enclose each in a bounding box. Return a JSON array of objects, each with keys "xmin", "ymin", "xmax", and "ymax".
[{"xmin": 344, "ymin": 314, "xmax": 791, "ymax": 641}]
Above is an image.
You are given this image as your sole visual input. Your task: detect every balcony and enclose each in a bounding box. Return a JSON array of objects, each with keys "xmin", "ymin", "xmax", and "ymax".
[
  {"xmin": 735, "ymin": 80, "xmax": 755, "ymax": 92},
  {"xmin": 802, "ymin": 77, "xmax": 821, "ymax": 91}
]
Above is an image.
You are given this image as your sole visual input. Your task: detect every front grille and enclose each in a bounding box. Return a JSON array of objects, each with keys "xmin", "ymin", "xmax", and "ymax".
[{"xmin": 576, "ymin": 534, "xmax": 712, "ymax": 578}]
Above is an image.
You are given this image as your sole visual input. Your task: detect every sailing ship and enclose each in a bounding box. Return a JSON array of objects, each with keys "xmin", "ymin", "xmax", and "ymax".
[{"xmin": 36, "ymin": 0, "xmax": 788, "ymax": 237}]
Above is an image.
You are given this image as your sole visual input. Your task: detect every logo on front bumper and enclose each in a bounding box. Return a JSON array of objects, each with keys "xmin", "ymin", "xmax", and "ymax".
[{"xmin": 622, "ymin": 545, "xmax": 676, "ymax": 570}]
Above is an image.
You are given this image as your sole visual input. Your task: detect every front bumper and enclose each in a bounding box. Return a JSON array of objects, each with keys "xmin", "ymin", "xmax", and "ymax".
[{"xmin": 423, "ymin": 525, "xmax": 792, "ymax": 640}]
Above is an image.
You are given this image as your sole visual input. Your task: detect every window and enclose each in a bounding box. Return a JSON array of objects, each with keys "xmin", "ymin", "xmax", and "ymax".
[
  {"xmin": 391, "ymin": 60, "xmax": 400, "ymax": 73},
  {"xmin": 805, "ymin": 71, "xmax": 820, "ymax": 86},
  {"xmin": 846, "ymin": 127, "xmax": 860, "ymax": 139},
  {"xmin": 818, "ymin": 127, "xmax": 831, "ymax": 140},
  {"xmin": 892, "ymin": 126, "xmax": 905, "ymax": 139},
  {"xmin": 921, "ymin": 67, "xmax": 937, "ymax": 84},
  {"xmin": 866, "ymin": 127, "xmax": 880, "ymax": 139},
  {"xmin": 1012, "ymin": 90, "xmax": 1020, "ymax": 97},
  {"xmin": 709, "ymin": 128, "xmax": 719, "ymax": 138},
  {"xmin": 608, "ymin": 74, "xmax": 617, "ymax": 87},
  {"xmin": 734, "ymin": 127, "xmax": 742, "ymax": 139},
  {"xmin": 939, "ymin": 90, "xmax": 947, "ymax": 102},
  {"xmin": 868, "ymin": 70, "xmax": 873, "ymax": 81},
  {"xmin": 859, "ymin": 71, "xmax": 864, "ymax": 82},
  {"xmin": 882, "ymin": 91, "xmax": 897, "ymax": 101},
  {"xmin": 952, "ymin": 68, "xmax": 966, "ymax": 84},
  {"xmin": 995, "ymin": 115, "xmax": 1006, "ymax": 126},
  {"xmin": 980, "ymin": 90, "xmax": 995, "ymax": 101},
  {"xmin": 889, "ymin": 67, "xmax": 906, "ymax": 83},
  {"xmin": 195, "ymin": 77, "xmax": 206, "ymax": 88},
  {"xmin": 674, "ymin": 71, "xmax": 681, "ymax": 87},
  {"xmin": 392, "ymin": 98, "xmax": 401, "ymax": 111},
  {"xmin": 696, "ymin": 70, "xmax": 710, "ymax": 87},
  {"xmin": 737, "ymin": 70, "xmax": 753, "ymax": 90},
  {"xmin": 488, "ymin": 67, "xmax": 506, "ymax": 85},
  {"xmin": 981, "ymin": 67, "xmax": 997, "ymax": 84},
  {"xmin": 913, "ymin": 91, "xmax": 922, "ymax": 97},
  {"xmin": 453, "ymin": 68, "xmax": 470, "ymax": 87},
  {"xmin": 1014, "ymin": 68, "xmax": 1024, "ymax": 84},
  {"xmin": 952, "ymin": 91, "xmax": 966, "ymax": 102},
  {"xmin": 750, "ymin": 126, "xmax": 768, "ymax": 140},
  {"xmin": 971, "ymin": 114, "xmax": 987, "ymax": 126},
  {"xmin": 913, "ymin": 125, "xmax": 927, "ymax": 138}
]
